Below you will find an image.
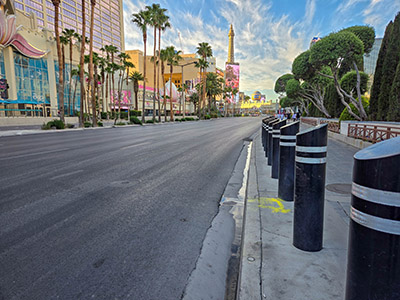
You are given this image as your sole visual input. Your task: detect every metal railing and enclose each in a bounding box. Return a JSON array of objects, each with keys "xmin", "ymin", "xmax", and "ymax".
[
  {"xmin": 301, "ymin": 118, "xmax": 318, "ymax": 127},
  {"xmin": 320, "ymin": 119, "xmax": 340, "ymax": 133},
  {"xmin": 348, "ymin": 124, "xmax": 400, "ymax": 143}
]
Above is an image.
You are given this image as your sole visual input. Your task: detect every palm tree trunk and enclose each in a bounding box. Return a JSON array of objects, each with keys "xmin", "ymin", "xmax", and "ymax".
[
  {"xmin": 142, "ymin": 34, "xmax": 147, "ymax": 123},
  {"xmin": 162, "ymin": 63, "xmax": 167, "ymax": 122},
  {"xmin": 78, "ymin": 0, "xmax": 86, "ymax": 127},
  {"xmin": 54, "ymin": 2, "xmax": 65, "ymax": 123},
  {"xmin": 152, "ymin": 27, "xmax": 156, "ymax": 122},
  {"xmin": 73, "ymin": 76, "xmax": 78, "ymax": 113},
  {"xmin": 68, "ymin": 38, "xmax": 73, "ymax": 116},
  {"xmin": 169, "ymin": 65, "xmax": 174, "ymax": 121},
  {"xmin": 105, "ymin": 72, "xmax": 109, "ymax": 118},
  {"xmin": 89, "ymin": 0, "xmax": 97, "ymax": 127},
  {"xmin": 157, "ymin": 28, "xmax": 161, "ymax": 123},
  {"xmin": 112, "ymin": 54, "xmax": 115, "ymax": 118}
]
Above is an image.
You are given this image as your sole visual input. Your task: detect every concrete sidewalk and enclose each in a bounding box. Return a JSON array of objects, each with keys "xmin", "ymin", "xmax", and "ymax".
[{"xmin": 238, "ymin": 127, "xmax": 359, "ymax": 299}]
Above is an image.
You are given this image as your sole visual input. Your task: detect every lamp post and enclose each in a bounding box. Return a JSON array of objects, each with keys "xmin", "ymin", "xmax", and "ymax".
[{"xmin": 179, "ymin": 61, "xmax": 196, "ymax": 117}]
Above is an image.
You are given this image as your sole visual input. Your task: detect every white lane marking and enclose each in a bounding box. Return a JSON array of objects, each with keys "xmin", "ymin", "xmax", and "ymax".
[
  {"xmin": 0, "ymin": 148, "xmax": 71, "ymax": 161},
  {"xmin": 121, "ymin": 142, "xmax": 150, "ymax": 150},
  {"xmin": 51, "ymin": 169, "xmax": 84, "ymax": 180}
]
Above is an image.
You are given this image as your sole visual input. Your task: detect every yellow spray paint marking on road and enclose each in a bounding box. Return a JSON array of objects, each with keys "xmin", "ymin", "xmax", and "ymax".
[{"xmin": 248, "ymin": 197, "xmax": 291, "ymax": 214}]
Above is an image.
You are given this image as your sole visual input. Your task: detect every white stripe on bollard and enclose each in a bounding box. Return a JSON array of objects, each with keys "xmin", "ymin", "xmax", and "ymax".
[
  {"xmin": 351, "ymin": 206, "xmax": 400, "ymax": 235},
  {"xmin": 352, "ymin": 182, "xmax": 400, "ymax": 207}
]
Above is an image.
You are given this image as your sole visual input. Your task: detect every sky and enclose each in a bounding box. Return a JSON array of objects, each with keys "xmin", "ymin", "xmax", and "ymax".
[{"xmin": 122, "ymin": 0, "xmax": 400, "ymax": 100}]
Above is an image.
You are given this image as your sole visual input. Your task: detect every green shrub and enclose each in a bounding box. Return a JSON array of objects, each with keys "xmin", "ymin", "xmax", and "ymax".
[
  {"xmin": 66, "ymin": 123, "xmax": 75, "ymax": 128},
  {"xmin": 115, "ymin": 122, "xmax": 126, "ymax": 126},
  {"xmin": 84, "ymin": 121, "xmax": 92, "ymax": 128},
  {"xmin": 100, "ymin": 112, "xmax": 108, "ymax": 119},
  {"xmin": 204, "ymin": 114, "xmax": 211, "ymax": 120},
  {"xmin": 339, "ymin": 96, "xmax": 369, "ymax": 121},
  {"xmin": 97, "ymin": 121, "xmax": 103, "ymax": 127},
  {"xmin": 145, "ymin": 120, "xmax": 154, "ymax": 124},
  {"xmin": 185, "ymin": 117, "xmax": 194, "ymax": 121},
  {"xmin": 41, "ymin": 122, "xmax": 51, "ymax": 130},
  {"xmin": 210, "ymin": 112, "xmax": 218, "ymax": 118},
  {"xmin": 43, "ymin": 119, "xmax": 65, "ymax": 130},
  {"xmin": 129, "ymin": 110, "xmax": 141, "ymax": 117},
  {"xmin": 130, "ymin": 116, "xmax": 142, "ymax": 125},
  {"xmin": 180, "ymin": 118, "xmax": 186, "ymax": 122}
]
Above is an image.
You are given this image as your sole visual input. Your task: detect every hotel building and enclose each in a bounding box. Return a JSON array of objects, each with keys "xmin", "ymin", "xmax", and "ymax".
[{"xmin": 0, "ymin": 0, "xmax": 124, "ymax": 119}]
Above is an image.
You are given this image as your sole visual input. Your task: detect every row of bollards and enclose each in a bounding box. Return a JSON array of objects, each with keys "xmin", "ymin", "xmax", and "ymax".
[{"xmin": 260, "ymin": 116, "xmax": 400, "ymax": 300}]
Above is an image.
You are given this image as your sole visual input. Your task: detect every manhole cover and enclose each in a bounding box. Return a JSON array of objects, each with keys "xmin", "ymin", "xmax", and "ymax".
[{"xmin": 326, "ymin": 183, "xmax": 352, "ymax": 195}]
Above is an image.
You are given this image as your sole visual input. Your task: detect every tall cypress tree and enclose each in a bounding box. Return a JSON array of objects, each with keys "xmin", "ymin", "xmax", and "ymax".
[
  {"xmin": 369, "ymin": 21, "xmax": 393, "ymax": 120},
  {"xmin": 388, "ymin": 61, "xmax": 400, "ymax": 121},
  {"xmin": 325, "ymin": 82, "xmax": 343, "ymax": 118},
  {"xmin": 377, "ymin": 13, "xmax": 400, "ymax": 121}
]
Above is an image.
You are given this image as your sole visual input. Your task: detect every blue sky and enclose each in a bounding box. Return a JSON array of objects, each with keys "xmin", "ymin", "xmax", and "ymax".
[{"xmin": 123, "ymin": 0, "xmax": 400, "ymax": 100}]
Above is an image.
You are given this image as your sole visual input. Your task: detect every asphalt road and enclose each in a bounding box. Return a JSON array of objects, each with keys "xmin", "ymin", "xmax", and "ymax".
[{"xmin": 0, "ymin": 118, "xmax": 260, "ymax": 300}]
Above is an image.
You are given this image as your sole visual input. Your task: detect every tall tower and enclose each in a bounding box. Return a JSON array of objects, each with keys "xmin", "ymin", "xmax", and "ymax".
[{"xmin": 228, "ymin": 24, "xmax": 235, "ymax": 63}]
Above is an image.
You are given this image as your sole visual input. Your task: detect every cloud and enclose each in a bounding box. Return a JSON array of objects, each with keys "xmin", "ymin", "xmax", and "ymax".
[{"xmin": 123, "ymin": 0, "xmax": 397, "ymax": 99}]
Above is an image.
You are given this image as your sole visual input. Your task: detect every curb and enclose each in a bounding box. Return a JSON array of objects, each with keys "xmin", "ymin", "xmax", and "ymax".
[{"xmin": 181, "ymin": 135, "xmax": 254, "ymax": 300}]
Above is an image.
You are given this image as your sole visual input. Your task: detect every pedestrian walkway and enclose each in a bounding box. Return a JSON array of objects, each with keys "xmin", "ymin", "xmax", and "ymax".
[{"xmin": 238, "ymin": 125, "xmax": 359, "ymax": 299}]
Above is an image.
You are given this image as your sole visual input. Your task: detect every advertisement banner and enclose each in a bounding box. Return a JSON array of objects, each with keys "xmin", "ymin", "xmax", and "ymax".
[{"xmin": 225, "ymin": 63, "xmax": 240, "ymax": 103}]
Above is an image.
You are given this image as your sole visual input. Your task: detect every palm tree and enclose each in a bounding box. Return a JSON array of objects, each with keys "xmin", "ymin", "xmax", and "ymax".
[
  {"xmin": 165, "ymin": 46, "xmax": 182, "ymax": 122},
  {"xmin": 231, "ymin": 88, "xmax": 238, "ymax": 116},
  {"xmin": 88, "ymin": 0, "xmax": 97, "ymax": 126},
  {"xmin": 189, "ymin": 92, "xmax": 199, "ymax": 113},
  {"xmin": 147, "ymin": 4, "xmax": 167, "ymax": 122},
  {"xmin": 194, "ymin": 58, "xmax": 209, "ymax": 117},
  {"xmin": 107, "ymin": 45, "xmax": 118, "ymax": 114},
  {"xmin": 51, "ymin": 0, "xmax": 64, "ymax": 122},
  {"xmin": 223, "ymin": 86, "xmax": 232, "ymax": 117},
  {"xmin": 196, "ymin": 42, "xmax": 213, "ymax": 118},
  {"xmin": 132, "ymin": 9, "xmax": 152, "ymax": 123},
  {"xmin": 78, "ymin": 0, "xmax": 86, "ymax": 127},
  {"xmin": 129, "ymin": 71, "xmax": 144, "ymax": 111},
  {"xmin": 159, "ymin": 48, "xmax": 168, "ymax": 122},
  {"xmin": 157, "ymin": 15, "xmax": 170, "ymax": 122},
  {"xmin": 62, "ymin": 28, "xmax": 76, "ymax": 116}
]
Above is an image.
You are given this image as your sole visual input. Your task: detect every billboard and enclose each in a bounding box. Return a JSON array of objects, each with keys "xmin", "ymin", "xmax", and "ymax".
[{"xmin": 225, "ymin": 63, "xmax": 240, "ymax": 103}]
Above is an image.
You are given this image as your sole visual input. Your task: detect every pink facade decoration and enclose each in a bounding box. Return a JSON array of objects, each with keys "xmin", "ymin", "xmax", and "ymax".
[
  {"xmin": 160, "ymin": 80, "xmax": 179, "ymax": 101},
  {"xmin": 0, "ymin": 7, "xmax": 48, "ymax": 58}
]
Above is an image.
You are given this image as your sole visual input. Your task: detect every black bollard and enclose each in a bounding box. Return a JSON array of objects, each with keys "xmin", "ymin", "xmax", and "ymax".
[
  {"xmin": 345, "ymin": 137, "xmax": 400, "ymax": 300},
  {"xmin": 293, "ymin": 124, "xmax": 328, "ymax": 252},
  {"xmin": 264, "ymin": 117, "xmax": 275, "ymax": 152},
  {"xmin": 271, "ymin": 119, "xmax": 287, "ymax": 178},
  {"xmin": 262, "ymin": 117, "xmax": 273, "ymax": 151},
  {"xmin": 267, "ymin": 119, "xmax": 279, "ymax": 162},
  {"xmin": 278, "ymin": 121, "xmax": 300, "ymax": 201},
  {"xmin": 265, "ymin": 118, "xmax": 276, "ymax": 158}
]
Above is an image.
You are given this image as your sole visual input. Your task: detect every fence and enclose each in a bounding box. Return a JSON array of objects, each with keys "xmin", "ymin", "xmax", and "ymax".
[
  {"xmin": 348, "ymin": 123, "xmax": 400, "ymax": 143},
  {"xmin": 320, "ymin": 119, "xmax": 340, "ymax": 133}
]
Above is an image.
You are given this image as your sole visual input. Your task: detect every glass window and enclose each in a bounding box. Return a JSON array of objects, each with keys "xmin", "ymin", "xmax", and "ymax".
[
  {"xmin": 63, "ymin": 9, "xmax": 76, "ymax": 19},
  {"xmin": 54, "ymin": 60, "xmax": 81, "ymax": 114},
  {"xmin": 25, "ymin": 0, "xmax": 43, "ymax": 11},
  {"xmin": 103, "ymin": 29, "xmax": 111, "ymax": 37},
  {"xmin": 62, "ymin": 3, "xmax": 76, "ymax": 13},
  {"xmin": 25, "ymin": 6, "xmax": 44, "ymax": 19},
  {"xmin": 46, "ymin": 8, "xmax": 55, "ymax": 16},
  {"xmin": 14, "ymin": 52, "xmax": 51, "ymax": 105},
  {"xmin": 15, "ymin": 2, "xmax": 24, "ymax": 10},
  {"xmin": 0, "ymin": 51, "xmax": 5, "ymax": 78}
]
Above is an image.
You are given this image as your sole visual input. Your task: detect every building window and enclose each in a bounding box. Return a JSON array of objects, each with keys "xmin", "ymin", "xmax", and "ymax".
[
  {"xmin": 24, "ymin": 0, "xmax": 43, "ymax": 11},
  {"xmin": 14, "ymin": 52, "xmax": 50, "ymax": 105},
  {"xmin": 15, "ymin": 2, "xmax": 24, "ymax": 10},
  {"xmin": 62, "ymin": 3, "xmax": 76, "ymax": 13},
  {"xmin": 25, "ymin": 6, "xmax": 44, "ymax": 19},
  {"xmin": 54, "ymin": 60, "xmax": 81, "ymax": 114},
  {"xmin": 0, "ymin": 51, "xmax": 5, "ymax": 78}
]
